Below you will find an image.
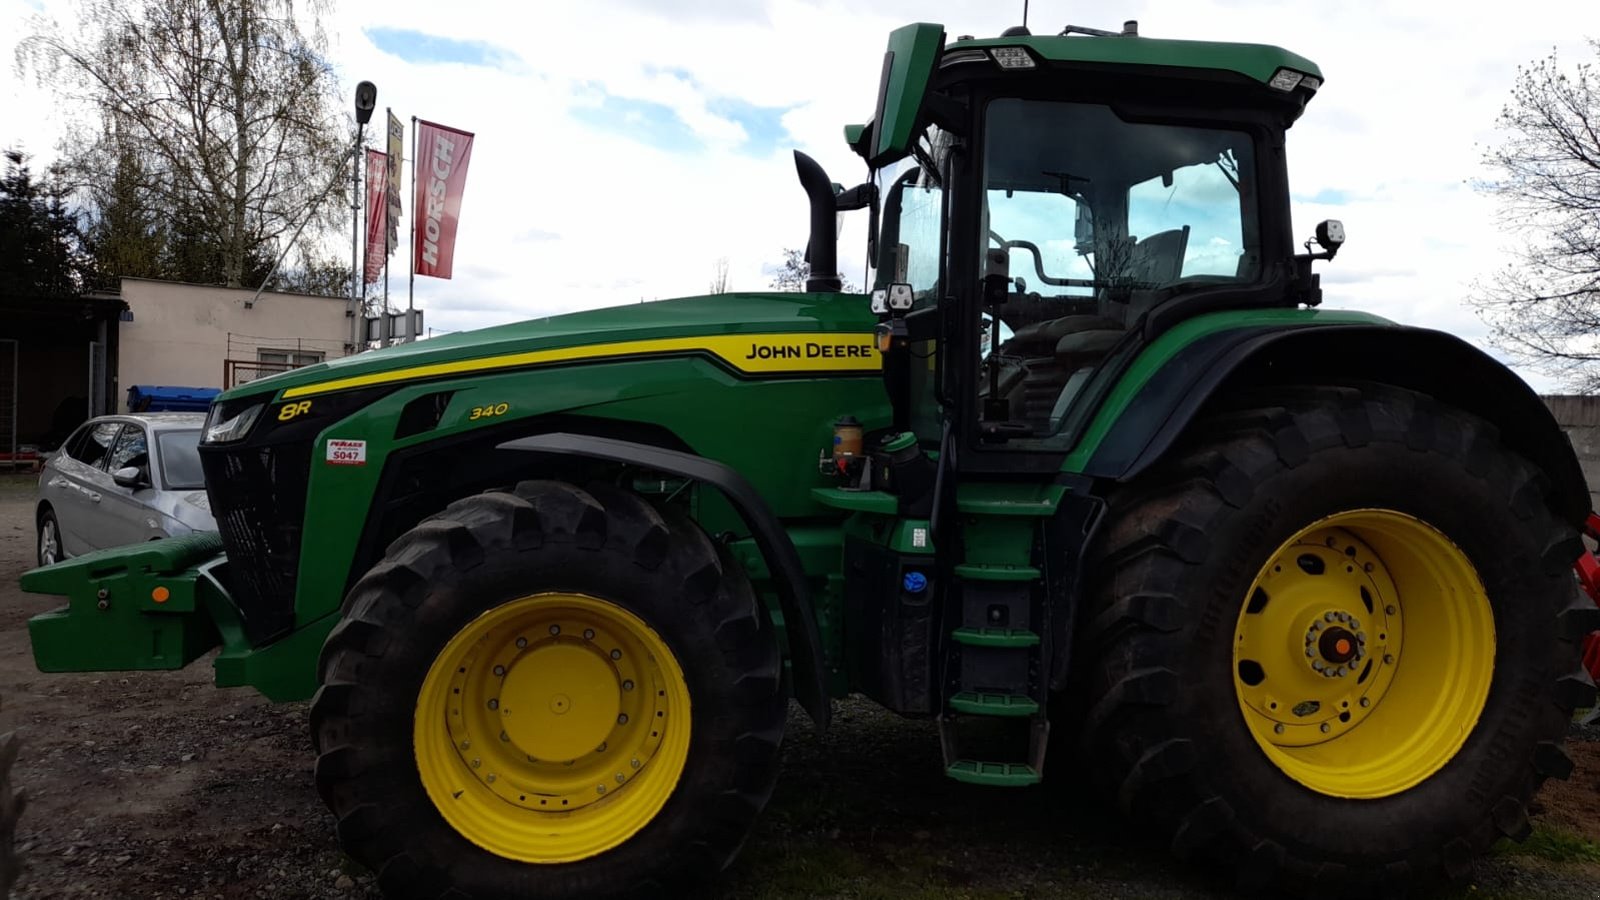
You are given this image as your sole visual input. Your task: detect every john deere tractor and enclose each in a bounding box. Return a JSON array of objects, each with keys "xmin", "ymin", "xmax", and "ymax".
[{"xmin": 23, "ymin": 19, "xmax": 1600, "ymax": 899}]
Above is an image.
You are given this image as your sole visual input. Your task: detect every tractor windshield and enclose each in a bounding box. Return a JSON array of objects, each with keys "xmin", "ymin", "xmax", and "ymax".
[{"xmin": 978, "ymin": 98, "xmax": 1261, "ymax": 448}]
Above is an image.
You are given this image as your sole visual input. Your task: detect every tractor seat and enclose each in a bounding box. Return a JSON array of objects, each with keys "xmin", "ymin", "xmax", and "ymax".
[
  {"xmin": 1007, "ymin": 314, "xmax": 1123, "ymax": 357},
  {"xmin": 1055, "ymin": 328, "xmax": 1123, "ymax": 365}
]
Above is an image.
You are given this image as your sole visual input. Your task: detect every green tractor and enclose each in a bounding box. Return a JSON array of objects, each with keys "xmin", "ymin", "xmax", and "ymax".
[{"xmin": 23, "ymin": 19, "xmax": 1600, "ymax": 899}]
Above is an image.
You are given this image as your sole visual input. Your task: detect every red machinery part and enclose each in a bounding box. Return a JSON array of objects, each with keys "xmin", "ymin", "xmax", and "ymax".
[{"xmin": 1579, "ymin": 514, "xmax": 1600, "ymax": 683}]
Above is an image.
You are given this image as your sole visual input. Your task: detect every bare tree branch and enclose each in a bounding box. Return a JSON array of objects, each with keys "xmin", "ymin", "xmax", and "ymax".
[{"xmin": 1472, "ymin": 41, "xmax": 1600, "ymax": 392}]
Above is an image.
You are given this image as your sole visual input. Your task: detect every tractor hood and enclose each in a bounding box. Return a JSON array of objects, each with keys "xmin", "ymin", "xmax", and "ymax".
[{"xmin": 223, "ymin": 291, "xmax": 877, "ymax": 402}]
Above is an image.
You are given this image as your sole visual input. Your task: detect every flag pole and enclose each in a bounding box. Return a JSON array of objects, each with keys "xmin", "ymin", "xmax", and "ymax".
[{"xmin": 408, "ymin": 115, "xmax": 417, "ymax": 336}]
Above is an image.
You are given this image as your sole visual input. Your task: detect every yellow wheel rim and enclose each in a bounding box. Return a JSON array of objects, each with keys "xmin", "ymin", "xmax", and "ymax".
[
  {"xmin": 414, "ymin": 593, "xmax": 692, "ymax": 863},
  {"xmin": 1232, "ymin": 509, "xmax": 1494, "ymax": 799}
]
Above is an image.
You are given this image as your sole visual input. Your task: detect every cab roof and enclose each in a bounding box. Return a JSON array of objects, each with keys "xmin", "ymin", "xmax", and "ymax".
[{"xmin": 948, "ymin": 31, "xmax": 1322, "ymax": 86}]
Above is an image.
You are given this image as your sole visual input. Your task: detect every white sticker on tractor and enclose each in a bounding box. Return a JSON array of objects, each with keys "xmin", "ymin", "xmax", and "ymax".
[
  {"xmin": 912, "ymin": 527, "xmax": 928, "ymax": 548},
  {"xmin": 326, "ymin": 439, "xmax": 367, "ymax": 466}
]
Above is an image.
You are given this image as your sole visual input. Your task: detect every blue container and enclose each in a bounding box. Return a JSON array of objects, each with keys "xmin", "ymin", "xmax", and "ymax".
[{"xmin": 126, "ymin": 385, "xmax": 221, "ymax": 413}]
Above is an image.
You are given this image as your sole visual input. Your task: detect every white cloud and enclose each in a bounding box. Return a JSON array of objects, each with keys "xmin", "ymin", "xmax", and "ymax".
[{"xmin": 3, "ymin": 0, "xmax": 1595, "ymax": 391}]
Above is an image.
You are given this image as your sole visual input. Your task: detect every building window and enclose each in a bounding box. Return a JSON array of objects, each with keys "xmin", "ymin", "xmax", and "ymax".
[{"xmin": 258, "ymin": 349, "xmax": 325, "ymax": 367}]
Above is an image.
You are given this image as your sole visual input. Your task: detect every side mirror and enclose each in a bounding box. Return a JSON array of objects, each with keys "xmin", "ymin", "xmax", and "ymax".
[
  {"xmin": 1074, "ymin": 203, "xmax": 1095, "ymax": 246},
  {"xmin": 113, "ymin": 466, "xmax": 146, "ymax": 489}
]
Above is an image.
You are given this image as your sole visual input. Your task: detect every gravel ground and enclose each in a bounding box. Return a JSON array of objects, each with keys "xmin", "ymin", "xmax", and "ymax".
[{"xmin": 1, "ymin": 473, "xmax": 1598, "ymax": 899}]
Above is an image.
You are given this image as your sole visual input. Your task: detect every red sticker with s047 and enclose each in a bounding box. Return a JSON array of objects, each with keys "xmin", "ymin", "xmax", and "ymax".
[{"xmin": 326, "ymin": 439, "xmax": 367, "ymax": 466}]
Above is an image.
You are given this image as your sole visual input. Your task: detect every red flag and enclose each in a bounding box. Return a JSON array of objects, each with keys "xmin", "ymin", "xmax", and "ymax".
[
  {"xmin": 413, "ymin": 120, "xmax": 474, "ymax": 279},
  {"xmin": 364, "ymin": 149, "xmax": 386, "ymax": 285}
]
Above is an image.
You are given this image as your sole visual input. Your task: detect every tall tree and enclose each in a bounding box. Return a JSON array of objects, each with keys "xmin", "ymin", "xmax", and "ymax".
[
  {"xmin": 0, "ymin": 149, "xmax": 88, "ymax": 298},
  {"xmin": 80, "ymin": 147, "xmax": 168, "ymax": 289},
  {"xmin": 1472, "ymin": 41, "xmax": 1600, "ymax": 390},
  {"xmin": 768, "ymin": 248, "xmax": 859, "ymax": 293},
  {"xmin": 20, "ymin": 0, "xmax": 349, "ymax": 288}
]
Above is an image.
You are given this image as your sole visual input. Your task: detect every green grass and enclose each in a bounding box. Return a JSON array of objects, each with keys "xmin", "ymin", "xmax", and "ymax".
[{"xmin": 1495, "ymin": 825, "xmax": 1600, "ymax": 864}]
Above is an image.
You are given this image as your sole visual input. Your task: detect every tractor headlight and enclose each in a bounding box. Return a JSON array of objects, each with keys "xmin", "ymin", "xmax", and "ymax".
[
  {"xmin": 203, "ymin": 402, "xmax": 264, "ymax": 444},
  {"xmin": 1268, "ymin": 68, "xmax": 1308, "ymax": 92},
  {"xmin": 990, "ymin": 46, "xmax": 1036, "ymax": 69}
]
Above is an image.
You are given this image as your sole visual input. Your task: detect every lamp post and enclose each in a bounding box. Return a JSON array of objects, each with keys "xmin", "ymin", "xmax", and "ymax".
[{"xmin": 351, "ymin": 80, "xmax": 377, "ymax": 352}]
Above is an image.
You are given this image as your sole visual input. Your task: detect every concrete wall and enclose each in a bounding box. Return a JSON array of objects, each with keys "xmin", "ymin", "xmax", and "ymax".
[
  {"xmin": 1544, "ymin": 395, "xmax": 1600, "ymax": 514},
  {"xmin": 117, "ymin": 278, "xmax": 350, "ymax": 410}
]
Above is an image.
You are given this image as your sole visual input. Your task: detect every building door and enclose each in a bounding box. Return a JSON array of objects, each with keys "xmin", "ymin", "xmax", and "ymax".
[{"xmin": 88, "ymin": 340, "xmax": 107, "ymax": 416}]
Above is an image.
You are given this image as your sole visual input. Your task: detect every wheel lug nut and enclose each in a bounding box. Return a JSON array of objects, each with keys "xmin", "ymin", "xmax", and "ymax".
[
  {"xmin": 493, "ymin": 665, "xmax": 506, "ymax": 676},
  {"xmin": 1384, "ymin": 654, "xmax": 1395, "ymax": 664},
  {"xmin": 500, "ymin": 731, "xmax": 510, "ymax": 742},
  {"xmin": 515, "ymin": 637, "xmax": 527, "ymax": 649},
  {"xmin": 1385, "ymin": 605, "xmax": 1396, "ymax": 615},
  {"xmin": 549, "ymin": 625, "xmax": 561, "ymax": 635},
  {"xmin": 630, "ymin": 758, "xmax": 640, "ymax": 769},
  {"xmin": 617, "ymin": 713, "xmax": 628, "ymax": 724},
  {"xmin": 460, "ymin": 740, "xmax": 470, "ymax": 750},
  {"xmin": 610, "ymin": 649, "xmax": 622, "ymax": 660},
  {"xmin": 597, "ymin": 785, "xmax": 606, "ymax": 795},
  {"xmin": 1320, "ymin": 723, "xmax": 1331, "ymax": 733},
  {"xmin": 488, "ymin": 699, "xmax": 499, "ymax": 710},
  {"xmin": 1360, "ymin": 697, "xmax": 1371, "ymax": 708},
  {"xmin": 596, "ymin": 742, "xmax": 607, "ymax": 752},
  {"xmin": 471, "ymin": 758, "xmax": 481, "ymax": 768},
  {"xmin": 487, "ymin": 774, "xmax": 496, "ymax": 783},
  {"xmin": 622, "ymin": 679, "xmax": 634, "ymax": 691},
  {"xmin": 1324, "ymin": 612, "xmax": 1336, "ymax": 623},
  {"xmin": 1274, "ymin": 724, "xmax": 1285, "ymax": 734},
  {"xmin": 616, "ymin": 773, "xmax": 626, "ymax": 784},
  {"xmin": 584, "ymin": 629, "xmax": 595, "ymax": 640}
]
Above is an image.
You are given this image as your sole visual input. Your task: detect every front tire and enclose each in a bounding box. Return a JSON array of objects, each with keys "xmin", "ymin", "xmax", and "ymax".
[
  {"xmin": 312, "ymin": 480, "xmax": 786, "ymax": 899},
  {"xmin": 1081, "ymin": 384, "xmax": 1597, "ymax": 892},
  {"xmin": 37, "ymin": 508, "xmax": 61, "ymax": 567}
]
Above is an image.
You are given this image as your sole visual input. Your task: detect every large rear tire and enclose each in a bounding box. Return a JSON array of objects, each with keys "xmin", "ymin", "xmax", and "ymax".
[
  {"xmin": 311, "ymin": 480, "xmax": 786, "ymax": 899},
  {"xmin": 1081, "ymin": 384, "xmax": 1598, "ymax": 892}
]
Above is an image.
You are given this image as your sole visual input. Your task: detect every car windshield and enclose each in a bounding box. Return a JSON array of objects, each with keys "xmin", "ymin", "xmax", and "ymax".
[{"xmin": 158, "ymin": 430, "xmax": 205, "ymax": 490}]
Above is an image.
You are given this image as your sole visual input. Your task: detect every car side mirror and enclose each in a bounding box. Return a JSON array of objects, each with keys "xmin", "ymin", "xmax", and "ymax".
[{"xmin": 113, "ymin": 466, "xmax": 146, "ymax": 489}]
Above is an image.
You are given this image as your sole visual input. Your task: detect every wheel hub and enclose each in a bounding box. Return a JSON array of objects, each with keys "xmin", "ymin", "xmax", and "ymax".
[
  {"xmin": 500, "ymin": 642, "xmax": 620, "ymax": 762},
  {"xmin": 1306, "ymin": 614, "xmax": 1366, "ymax": 675}
]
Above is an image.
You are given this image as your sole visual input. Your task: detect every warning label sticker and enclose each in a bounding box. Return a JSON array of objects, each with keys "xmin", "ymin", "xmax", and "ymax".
[{"xmin": 326, "ymin": 439, "xmax": 367, "ymax": 466}]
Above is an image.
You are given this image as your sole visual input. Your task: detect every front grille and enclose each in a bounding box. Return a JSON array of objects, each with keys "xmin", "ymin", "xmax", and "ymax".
[{"xmin": 201, "ymin": 441, "xmax": 312, "ymax": 644}]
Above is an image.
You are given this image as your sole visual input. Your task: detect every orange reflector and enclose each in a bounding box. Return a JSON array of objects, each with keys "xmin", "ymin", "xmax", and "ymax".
[
  {"xmin": 152, "ymin": 586, "xmax": 170, "ymax": 604},
  {"xmin": 1335, "ymin": 639, "xmax": 1350, "ymax": 656}
]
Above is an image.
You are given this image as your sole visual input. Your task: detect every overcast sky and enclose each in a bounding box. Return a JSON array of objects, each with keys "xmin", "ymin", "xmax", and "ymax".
[{"xmin": 4, "ymin": 0, "xmax": 1597, "ymax": 390}]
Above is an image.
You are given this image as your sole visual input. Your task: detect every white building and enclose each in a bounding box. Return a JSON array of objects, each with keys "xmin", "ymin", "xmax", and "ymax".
[{"xmin": 116, "ymin": 277, "xmax": 352, "ymax": 410}]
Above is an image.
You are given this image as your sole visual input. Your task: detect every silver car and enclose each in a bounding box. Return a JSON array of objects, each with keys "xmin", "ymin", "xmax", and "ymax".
[{"xmin": 35, "ymin": 413, "xmax": 216, "ymax": 567}]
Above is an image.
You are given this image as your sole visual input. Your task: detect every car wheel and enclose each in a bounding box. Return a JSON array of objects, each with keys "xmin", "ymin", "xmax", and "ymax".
[{"xmin": 37, "ymin": 509, "xmax": 62, "ymax": 567}]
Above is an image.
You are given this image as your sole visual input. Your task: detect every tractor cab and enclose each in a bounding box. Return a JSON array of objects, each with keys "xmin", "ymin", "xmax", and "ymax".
[{"xmin": 799, "ymin": 21, "xmax": 1339, "ymax": 473}]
